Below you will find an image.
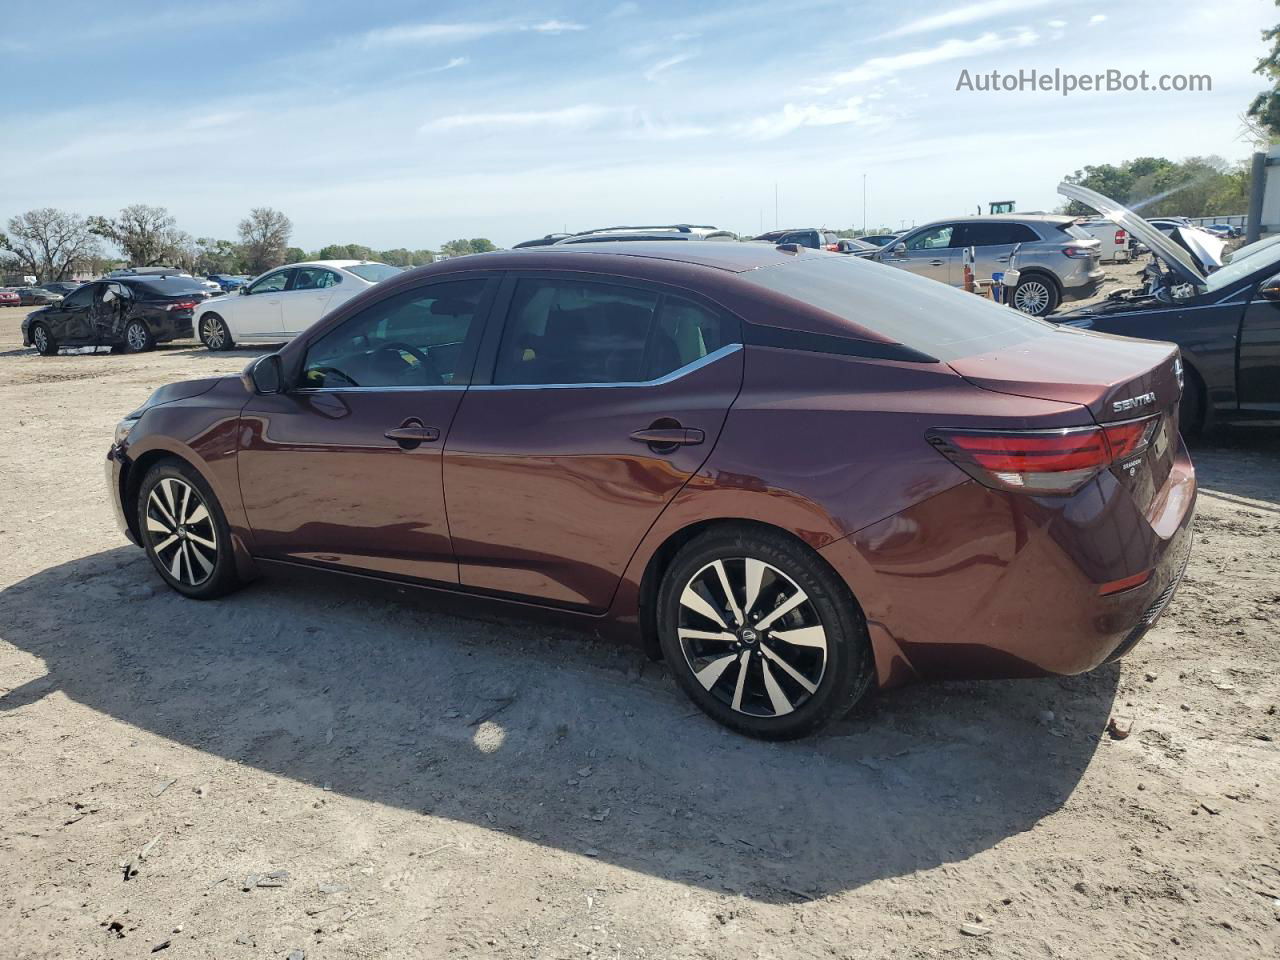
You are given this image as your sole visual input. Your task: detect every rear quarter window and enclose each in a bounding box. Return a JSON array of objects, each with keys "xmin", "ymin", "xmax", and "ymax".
[
  {"xmin": 129, "ymin": 277, "xmax": 207, "ymax": 297},
  {"xmin": 739, "ymin": 256, "xmax": 1053, "ymax": 362}
]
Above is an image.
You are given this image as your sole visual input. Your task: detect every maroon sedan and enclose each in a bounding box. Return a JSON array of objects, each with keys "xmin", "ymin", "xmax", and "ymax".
[{"xmin": 106, "ymin": 243, "xmax": 1195, "ymax": 739}]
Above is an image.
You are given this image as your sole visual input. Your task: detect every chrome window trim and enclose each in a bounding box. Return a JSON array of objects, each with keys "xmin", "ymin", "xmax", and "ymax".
[
  {"xmin": 292, "ymin": 384, "xmax": 467, "ymax": 395},
  {"xmin": 473, "ymin": 342, "xmax": 741, "ymax": 391},
  {"xmin": 291, "ymin": 343, "xmax": 742, "ymax": 395}
]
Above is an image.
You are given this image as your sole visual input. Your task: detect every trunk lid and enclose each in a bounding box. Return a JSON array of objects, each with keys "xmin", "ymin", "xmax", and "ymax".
[{"xmin": 947, "ymin": 326, "xmax": 1183, "ymax": 507}]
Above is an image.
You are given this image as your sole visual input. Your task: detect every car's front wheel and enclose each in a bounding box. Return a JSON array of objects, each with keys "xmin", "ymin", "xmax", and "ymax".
[
  {"xmin": 30, "ymin": 321, "xmax": 57, "ymax": 356},
  {"xmin": 1011, "ymin": 275, "xmax": 1060, "ymax": 316},
  {"xmin": 199, "ymin": 313, "xmax": 234, "ymax": 351},
  {"xmin": 656, "ymin": 526, "xmax": 874, "ymax": 740},
  {"xmin": 137, "ymin": 459, "xmax": 242, "ymax": 600},
  {"xmin": 123, "ymin": 319, "xmax": 155, "ymax": 353}
]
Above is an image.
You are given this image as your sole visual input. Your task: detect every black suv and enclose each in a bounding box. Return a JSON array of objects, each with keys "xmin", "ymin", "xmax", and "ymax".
[
  {"xmin": 752, "ymin": 228, "xmax": 840, "ymax": 251},
  {"xmin": 22, "ymin": 275, "xmax": 209, "ymax": 355}
]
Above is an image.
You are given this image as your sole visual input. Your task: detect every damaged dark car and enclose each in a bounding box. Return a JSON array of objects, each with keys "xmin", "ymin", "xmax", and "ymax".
[
  {"xmin": 1048, "ymin": 182, "xmax": 1280, "ymax": 434},
  {"xmin": 22, "ymin": 275, "xmax": 210, "ymax": 355}
]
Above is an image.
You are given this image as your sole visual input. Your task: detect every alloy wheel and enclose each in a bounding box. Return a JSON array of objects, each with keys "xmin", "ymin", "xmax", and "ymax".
[
  {"xmin": 32, "ymin": 325, "xmax": 49, "ymax": 352},
  {"xmin": 676, "ymin": 557, "xmax": 828, "ymax": 718},
  {"xmin": 144, "ymin": 477, "xmax": 218, "ymax": 586},
  {"xmin": 126, "ymin": 321, "xmax": 149, "ymax": 351},
  {"xmin": 202, "ymin": 316, "xmax": 226, "ymax": 350},
  {"xmin": 1013, "ymin": 281, "xmax": 1050, "ymax": 315}
]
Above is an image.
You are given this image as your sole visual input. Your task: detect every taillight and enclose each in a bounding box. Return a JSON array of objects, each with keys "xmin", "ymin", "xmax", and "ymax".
[
  {"xmin": 825, "ymin": 243, "xmax": 840, "ymax": 252},
  {"xmin": 1114, "ymin": 229, "xmax": 1126, "ymax": 244},
  {"xmin": 1062, "ymin": 245, "xmax": 1094, "ymax": 259},
  {"xmin": 927, "ymin": 417, "xmax": 1160, "ymax": 494},
  {"xmin": 166, "ymin": 300, "xmax": 198, "ymax": 311}
]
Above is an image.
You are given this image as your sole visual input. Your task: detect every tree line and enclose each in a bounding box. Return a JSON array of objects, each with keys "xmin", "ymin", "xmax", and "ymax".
[
  {"xmin": 1059, "ymin": 155, "xmax": 1250, "ymax": 219},
  {"xmin": 0, "ymin": 204, "xmax": 496, "ymax": 283}
]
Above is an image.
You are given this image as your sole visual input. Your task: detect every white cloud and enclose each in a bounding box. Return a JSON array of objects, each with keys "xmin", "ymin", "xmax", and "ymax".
[
  {"xmin": 421, "ymin": 105, "xmax": 618, "ymax": 132},
  {"xmin": 880, "ymin": 0, "xmax": 1054, "ymax": 39},
  {"xmin": 738, "ymin": 97, "xmax": 874, "ymax": 140},
  {"xmin": 529, "ymin": 19, "xmax": 586, "ymax": 34},
  {"xmin": 431, "ymin": 56, "xmax": 470, "ymax": 73},
  {"xmin": 644, "ymin": 52, "xmax": 695, "ymax": 82},
  {"xmin": 363, "ymin": 19, "xmax": 585, "ymax": 48},
  {"xmin": 1047, "ymin": 19, "xmax": 1067, "ymax": 29},
  {"xmin": 1088, "ymin": 14, "xmax": 1107, "ymax": 25},
  {"xmin": 828, "ymin": 29, "xmax": 1040, "ymax": 86}
]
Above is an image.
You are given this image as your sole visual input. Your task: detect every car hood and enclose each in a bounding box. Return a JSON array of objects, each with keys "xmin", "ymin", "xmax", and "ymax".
[
  {"xmin": 130, "ymin": 376, "xmax": 225, "ymax": 417},
  {"xmin": 1058, "ymin": 182, "xmax": 1208, "ymax": 287}
]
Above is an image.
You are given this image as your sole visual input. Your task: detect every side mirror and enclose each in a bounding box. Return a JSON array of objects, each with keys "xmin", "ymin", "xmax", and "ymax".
[
  {"xmin": 1259, "ymin": 273, "xmax": 1280, "ymax": 301},
  {"xmin": 243, "ymin": 354, "xmax": 283, "ymax": 395},
  {"xmin": 239, "ymin": 285, "xmax": 249, "ymax": 295},
  {"xmin": 891, "ymin": 243, "xmax": 907, "ymax": 256}
]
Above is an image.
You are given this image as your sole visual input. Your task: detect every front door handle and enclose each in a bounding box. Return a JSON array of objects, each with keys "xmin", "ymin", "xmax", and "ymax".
[
  {"xmin": 928, "ymin": 258, "xmax": 945, "ymax": 266},
  {"xmin": 629, "ymin": 427, "xmax": 704, "ymax": 446},
  {"xmin": 385, "ymin": 422, "xmax": 441, "ymax": 449}
]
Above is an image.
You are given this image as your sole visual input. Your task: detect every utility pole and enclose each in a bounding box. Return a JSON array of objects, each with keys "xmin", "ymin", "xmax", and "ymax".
[
  {"xmin": 774, "ymin": 183, "xmax": 779, "ymax": 228},
  {"xmin": 862, "ymin": 174, "xmax": 867, "ymax": 233}
]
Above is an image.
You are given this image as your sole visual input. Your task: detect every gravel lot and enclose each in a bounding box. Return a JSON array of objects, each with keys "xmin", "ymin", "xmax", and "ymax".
[{"xmin": 1, "ymin": 278, "xmax": 1278, "ymax": 958}]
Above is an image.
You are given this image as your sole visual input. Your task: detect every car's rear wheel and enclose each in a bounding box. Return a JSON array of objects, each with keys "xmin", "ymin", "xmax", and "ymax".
[
  {"xmin": 656, "ymin": 526, "xmax": 874, "ymax": 740},
  {"xmin": 123, "ymin": 319, "xmax": 155, "ymax": 353},
  {"xmin": 30, "ymin": 322, "xmax": 57, "ymax": 356},
  {"xmin": 199, "ymin": 313, "xmax": 233, "ymax": 351},
  {"xmin": 137, "ymin": 459, "xmax": 241, "ymax": 600},
  {"xmin": 1011, "ymin": 275, "xmax": 1059, "ymax": 316}
]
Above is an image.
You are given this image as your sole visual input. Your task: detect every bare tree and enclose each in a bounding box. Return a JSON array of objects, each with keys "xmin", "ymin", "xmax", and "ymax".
[
  {"xmin": 238, "ymin": 208, "xmax": 292, "ymax": 273},
  {"xmin": 0, "ymin": 208, "xmax": 102, "ymax": 282},
  {"xmin": 88, "ymin": 204, "xmax": 187, "ymax": 266}
]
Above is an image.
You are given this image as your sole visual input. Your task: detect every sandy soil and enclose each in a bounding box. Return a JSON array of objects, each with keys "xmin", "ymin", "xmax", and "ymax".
[{"xmin": 0, "ymin": 292, "xmax": 1277, "ymax": 959}]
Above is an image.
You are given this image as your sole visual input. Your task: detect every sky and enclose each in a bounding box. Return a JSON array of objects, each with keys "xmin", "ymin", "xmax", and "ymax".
[{"xmin": 0, "ymin": 0, "xmax": 1270, "ymax": 250}]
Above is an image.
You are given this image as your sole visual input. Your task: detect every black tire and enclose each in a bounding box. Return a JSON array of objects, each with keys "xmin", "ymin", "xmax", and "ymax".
[
  {"xmin": 199, "ymin": 313, "xmax": 233, "ymax": 351},
  {"xmin": 1179, "ymin": 368, "xmax": 1205, "ymax": 439},
  {"xmin": 136, "ymin": 459, "xmax": 242, "ymax": 600},
  {"xmin": 122, "ymin": 319, "xmax": 155, "ymax": 353},
  {"xmin": 1011, "ymin": 273, "xmax": 1060, "ymax": 317},
  {"xmin": 30, "ymin": 321, "xmax": 57, "ymax": 356},
  {"xmin": 656, "ymin": 525, "xmax": 874, "ymax": 740}
]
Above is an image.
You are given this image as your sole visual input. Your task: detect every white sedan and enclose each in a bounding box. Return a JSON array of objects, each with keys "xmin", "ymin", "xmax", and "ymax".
[{"xmin": 194, "ymin": 260, "xmax": 401, "ymax": 350}]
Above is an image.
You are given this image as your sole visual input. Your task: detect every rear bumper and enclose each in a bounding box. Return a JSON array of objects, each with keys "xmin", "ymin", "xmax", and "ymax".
[
  {"xmin": 1062, "ymin": 270, "xmax": 1105, "ymax": 302},
  {"xmin": 821, "ymin": 439, "xmax": 1196, "ymax": 687}
]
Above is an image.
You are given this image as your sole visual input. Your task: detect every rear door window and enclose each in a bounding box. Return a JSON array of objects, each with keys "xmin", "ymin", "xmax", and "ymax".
[{"xmin": 493, "ymin": 279, "xmax": 660, "ymax": 385}]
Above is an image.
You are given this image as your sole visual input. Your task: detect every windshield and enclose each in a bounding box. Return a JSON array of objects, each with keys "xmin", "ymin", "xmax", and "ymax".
[
  {"xmin": 1203, "ymin": 239, "xmax": 1280, "ymax": 293},
  {"xmin": 345, "ymin": 262, "xmax": 401, "ymax": 283},
  {"xmin": 1225, "ymin": 233, "xmax": 1280, "ymax": 264},
  {"xmin": 131, "ymin": 277, "xmax": 208, "ymax": 297},
  {"xmin": 740, "ymin": 256, "xmax": 1052, "ymax": 361}
]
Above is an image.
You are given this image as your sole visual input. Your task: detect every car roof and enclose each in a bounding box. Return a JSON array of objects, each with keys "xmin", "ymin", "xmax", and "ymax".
[
  {"xmin": 285, "ymin": 260, "xmax": 385, "ymax": 269},
  {"xmin": 471, "ymin": 240, "xmax": 832, "ymax": 273}
]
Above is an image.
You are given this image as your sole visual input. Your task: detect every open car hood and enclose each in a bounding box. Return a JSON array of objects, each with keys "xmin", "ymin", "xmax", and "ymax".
[{"xmin": 1058, "ymin": 182, "xmax": 1207, "ymax": 286}]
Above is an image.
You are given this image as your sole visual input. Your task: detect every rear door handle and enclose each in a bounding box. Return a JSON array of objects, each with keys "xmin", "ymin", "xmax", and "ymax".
[
  {"xmin": 928, "ymin": 259, "xmax": 945, "ymax": 266},
  {"xmin": 385, "ymin": 424, "xmax": 441, "ymax": 448},
  {"xmin": 629, "ymin": 427, "xmax": 704, "ymax": 446}
]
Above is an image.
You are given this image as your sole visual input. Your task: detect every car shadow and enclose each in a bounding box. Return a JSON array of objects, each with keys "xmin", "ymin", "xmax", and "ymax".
[
  {"xmin": 0, "ymin": 547, "xmax": 1118, "ymax": 903},
  {"xmin": 1189, "ymin": 426, "xmax": 1280, "ymax": 510},
  {"xmin": 156, "ymin": 343, "xmax": 281, "ymax": 359}
]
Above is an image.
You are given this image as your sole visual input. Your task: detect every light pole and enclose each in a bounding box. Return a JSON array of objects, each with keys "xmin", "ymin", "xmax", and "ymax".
[{"xmin": 862, "ymin": 173, "xmax": 867, "ymax": 233}]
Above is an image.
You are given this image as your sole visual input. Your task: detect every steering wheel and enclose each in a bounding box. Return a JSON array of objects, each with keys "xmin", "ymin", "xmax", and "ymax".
[
  {"xmin": 307, "ymin": 365, "xmax": 360, "ymax": 388},
  {"xmin": 371, "ymin": 342, "xmax": 442, "ymax": 385}
]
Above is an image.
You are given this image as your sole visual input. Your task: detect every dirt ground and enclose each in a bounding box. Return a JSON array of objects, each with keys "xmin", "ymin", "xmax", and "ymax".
[{"xmin": 1, "ymin": 280, "xmax": 1278, "ymax": 959}]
